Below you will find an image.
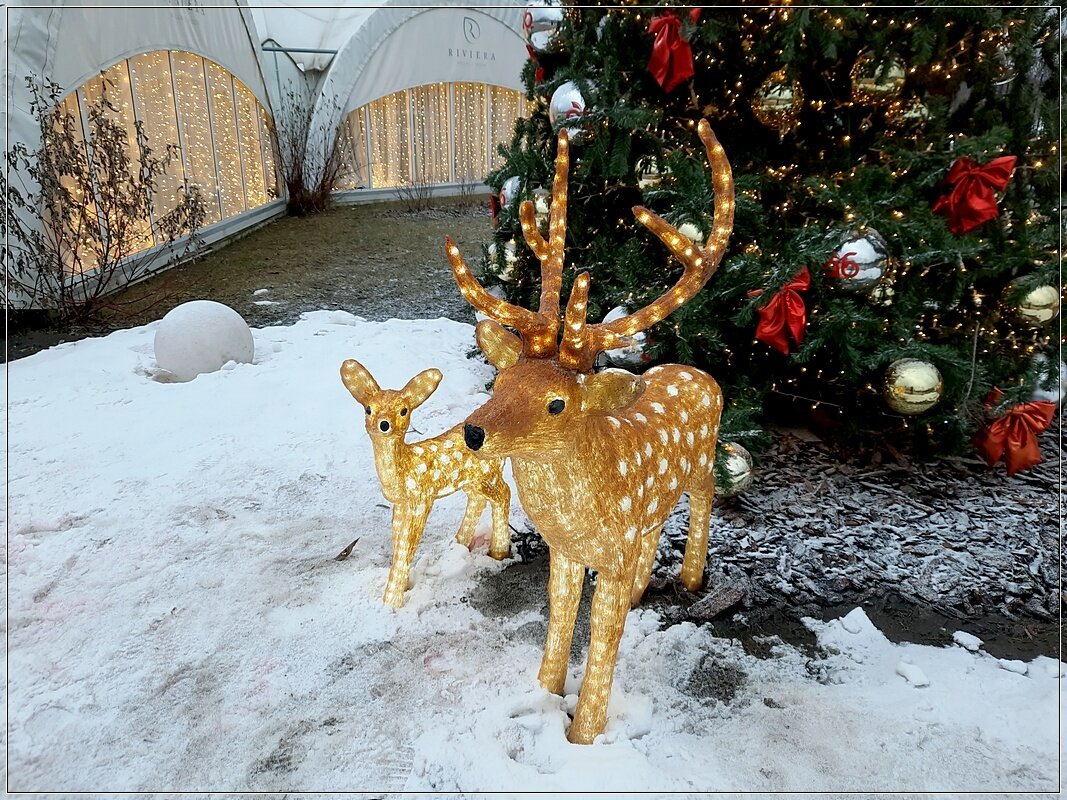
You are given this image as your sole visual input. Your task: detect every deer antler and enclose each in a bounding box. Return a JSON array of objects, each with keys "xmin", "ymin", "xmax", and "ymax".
[
  {"xmin": 558, "ymin": 119, "xmax": 734, "ymax": 371},
  {"xmin": 446, "ymin": 129, "xmax": 572, "ymax": 359}
]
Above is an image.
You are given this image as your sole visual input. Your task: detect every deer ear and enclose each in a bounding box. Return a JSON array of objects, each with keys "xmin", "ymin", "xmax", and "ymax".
[
  {"xmin": 476, "ymin": 320, "xmax": 522, "ymax": 370},
  {"xmin": 580, "ymin": 368, "xmax": 647, "ymax": 412},
  {"xmin": 340, "ymin": 359, "xmax": 380, "ymax": 406},
  {"xmin": 401, "ymin": 368, "xmax": 443, "ymax": 409}
]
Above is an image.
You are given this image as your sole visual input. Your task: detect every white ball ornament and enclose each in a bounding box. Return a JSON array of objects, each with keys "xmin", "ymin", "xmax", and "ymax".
[
  {"xmin": 522, "ymin": 0, "xmax": 563, "ymax": 53},
  {"xmin": 1031, "ymin": 354, "xmax": 1067, "ymax": 405},
  {"xmin": 825, "ymin": 228, "xmax": 889, "ymax": 293},
  {"xmin": 154, "ymin": 300, "xmax": 254, "ymax": 381},
  {"xmin": 602, "ymin": 305, "xmax": 647, "ymax": 369},
  {"xmin": 678, "ymin": 222, "xmax": 706, "ymax": 247},
  {"xmin": 718, "ymin": 442, "xmax": 754, "ymax": 496},
  {"xmin": 548, "ymin": 81, "xmax": 592, "ymax": 145},
  {"xmin": 499, "ymin": 176, "xmax": 521, "ymax": 209}
]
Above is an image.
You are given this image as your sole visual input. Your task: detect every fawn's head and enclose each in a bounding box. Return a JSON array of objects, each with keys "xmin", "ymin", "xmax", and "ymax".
[
  {"xmin": 341, "ymin": 359, "xmax": 442, "ymax": 441},
  {"xmin": 449, "ymin": 121, "xmax": 734, "ymax": 459}
]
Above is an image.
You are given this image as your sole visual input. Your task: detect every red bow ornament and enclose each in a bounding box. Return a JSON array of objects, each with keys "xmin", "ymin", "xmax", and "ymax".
[
  {"xmin": 647, "ymin": 11, "xmax": 695, "ymax": 93},
  {"xmin": 750, "ymin": 266, "xmax": 810, "ymax": 355},
  {"xmin": 525, "ymin": 44, "xmax": 545, "ymax": 85},
  {"xmin": 973, "ymin": 389, "xmax": 1056, "ymax": 475},
  {"xmin": 931, "ymin": 155, "xmax": 1017, "ymax": 235},
  {"xmin": 489, "ymin": 193, "xmax": 500, "ymax": 227}
]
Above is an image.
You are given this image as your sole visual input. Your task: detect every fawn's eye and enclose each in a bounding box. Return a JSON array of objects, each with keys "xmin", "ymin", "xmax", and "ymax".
[
  {"xmin": 400, "ymin": 407, "xmax": 408, "ymax": 416},
  {"xmin": 365, "ymin": 406, "xmax": 372, "ymax": 415},
  {"xmin": 548, "ymin": 398, "xmax": 565, "ymax": 415}
]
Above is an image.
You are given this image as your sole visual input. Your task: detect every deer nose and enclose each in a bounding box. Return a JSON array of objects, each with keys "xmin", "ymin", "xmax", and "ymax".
[
  {"xmin": 464, "ymin": 423, "xmax": 485, "ymax": 451},
  {"xmin": 379, "ymin": 419, "xmax": 390, "ymax": 432}
]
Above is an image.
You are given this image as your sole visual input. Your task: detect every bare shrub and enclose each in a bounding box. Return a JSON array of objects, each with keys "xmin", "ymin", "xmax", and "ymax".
[
  {"xmin": 276, "ymin": 85, "xmax": 346, "ymax": 216},
  {"xmin": 395, "ymin": 178, "xmax": 434, "ymax": 213},
  {"xmin": 1, "ymin": 77, "xmax": 206, "ymax": 324}
]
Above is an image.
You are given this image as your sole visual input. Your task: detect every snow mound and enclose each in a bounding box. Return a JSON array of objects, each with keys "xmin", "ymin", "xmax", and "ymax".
[{"xmin": 6, "ymin": 314, "xmax": 1062, "ymax": 793}]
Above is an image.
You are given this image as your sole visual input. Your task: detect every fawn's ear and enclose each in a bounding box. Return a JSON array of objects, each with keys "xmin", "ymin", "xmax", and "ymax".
[
  {"xmin": 580, "ymin": 368, "xmax": 647, "ymax": 412},
  {"xmin": 401, "ymin": 368, "xmax": 443, "ymax": 409},
  {"xmin": 476, "ymin": 320, "xmax": 521, "ymax": 370},
  {"xmin": 340, "ymin": 359, "xmax": 380, "ymax": 406}
]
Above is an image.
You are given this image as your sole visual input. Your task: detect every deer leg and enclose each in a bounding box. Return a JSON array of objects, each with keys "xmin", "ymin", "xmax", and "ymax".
[
  {"xmin": 680, "ymin": 489, "xmax": 713, "ymax": 592},
  {"xmin": 538, "ymin": 549, "xmax": 584, "ymax": 696},
  {"xmin": 569, "ymin": 575, "xmax": 630, "ymax": 744},
  {"xmin": 630, "ymin": 527, "xmax": 661, "ymax": 608},
  {"xmin": 485, "ymin": 479, "xmax": 511, "ymax": 560},
  {"xmin": 455, "ymin": 492, "xmax": 487, "ymax": 549},
  {"xmin": 383, "ymin": 502, "xmax": 430, "ymax": 608}
]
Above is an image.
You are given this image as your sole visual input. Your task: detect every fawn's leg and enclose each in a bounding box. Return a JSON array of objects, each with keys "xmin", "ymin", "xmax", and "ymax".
[
  {"xmin": 630, "ymin": 527, "xmax": 661, "ymax": 607},
  {"xmin": 383, "ymin": 502, "xmax": 431, "ymax": 608},
  {"xmin": 455, "ymin": 492, "xmax": 487, "ymax": 549},
  {"xmin": 485, "ymin": 479, "xmax": 511, "ymax": 560},
  {"xmin": 569, "ymin": 574, "xmax": 630, "ymax": 744},
  {"xmin": 538, "ymin": 549, "xmax": 584, "ymax": 695},
  {"xmin": 680, "ymin": 488, "xmax": 713, "ymax": 592}
]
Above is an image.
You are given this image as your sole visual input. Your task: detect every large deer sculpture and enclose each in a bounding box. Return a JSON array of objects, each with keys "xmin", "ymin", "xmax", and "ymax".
[{"xmin": 444, "ymin": 120, "xmax": 734, "ymax": 744}]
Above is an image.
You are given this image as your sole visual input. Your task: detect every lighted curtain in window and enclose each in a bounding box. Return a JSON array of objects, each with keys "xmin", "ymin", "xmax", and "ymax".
[
  {"xmin": 234, "ymin": 81, "xmax": 267, "ymax": 208},
  {"xmin": 171, "ymin": 52, "xmax": 222, "ymax": 225},
  {"xmin": 452, "ymin": 82, "xmax": 487, "ymax": 183},
  {"xmin": 411, "ymin": 83, "xmax": 451, "ymax": 184},
  {"xmin": 368, "ymin": 90, "xmax": 410, "ymax": 188},
  {"xmin": 259, "ymin": 106, "xmax": 279, "ymax": 200},
  {"xmin": 488, "ymin": 85, "xmax": 521, "ymax": 169},
  {"xmin": 206, "ymin": 62, "xmax": 246, "ymax": 219},
  {"xmin": 130, "ymin": 52, "xmax": 186, "ymax": 220}
]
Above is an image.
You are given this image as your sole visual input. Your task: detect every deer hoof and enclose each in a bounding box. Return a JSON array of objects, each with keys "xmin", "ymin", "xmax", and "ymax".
[
  {"xmin": 566, "ymin": 718, "xmax": 600, "ymax": 745},
  {"xmin": 488, "ymin": 546, "xmax": 511, "ymax": 560}
]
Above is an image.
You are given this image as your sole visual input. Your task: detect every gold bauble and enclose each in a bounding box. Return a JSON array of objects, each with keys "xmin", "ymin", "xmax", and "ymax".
[
  {"xmin": 717, "ymin": 442, "xmax": 754, "ymax": 496},
  {"xmin": 1016, "ymin": 284, "xmax": 1060, "ymax": 325},
  {"xmin": 752, "ymin": 69, "xmax": 803, "ymax": 133},
  {"xmin": 885, "ymin": 97, "xmax": 930, "ymax": 128},
  {"xmin": 883, "ymin": 358, "xmax": 943, "ymax": 415},
  {"xmin": 851, "ymin": 51, "xmax": 906, "ymax": 105}
]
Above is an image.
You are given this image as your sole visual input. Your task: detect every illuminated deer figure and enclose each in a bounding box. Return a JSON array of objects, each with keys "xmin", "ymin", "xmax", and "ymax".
[
  {"xmin": 445, "ymin": 120, "xmax": 733, "ymax": 743},
  {"xmin": 340, "ymin": 359, "xmax": 511, "ymax": 607}
]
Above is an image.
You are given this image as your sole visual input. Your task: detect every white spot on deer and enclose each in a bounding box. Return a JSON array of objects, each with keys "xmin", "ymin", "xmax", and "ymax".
[
  {"xmin": 672, "ymin": 427, "xmax": 681, "ymax": 443},
  {"xmin": 644, "ymin": 442, "xmax": 653, "ymax": 457},
  {"xmin": 646, "ymin": 498, "xmax": 659, "ymax": 515},
  {"xmin": 451, "ymin": 468, "xmax": 460, "ymax": 480},
  {"xmin": 634, "ymin": 452, "xmax": 643, "ymax": 467},
  {"xmin": 430, "ymin": 443, "xmax": 439, "ymax": 452},
  {"xmin": 406, "ymin": 477, "xmax": 418, "ymax": 491},
  {"xmin": 700, "ymin": 423, "xmax": 708, "ymax": 437},
  {"xmin": 619, "ymin": 496, "xmax": 632, "ymax": 512},
  {"xmin": 416, "ymin": 462, "xmax": 428, "ymax": 474},
  {"xmin": 680, "ymin": 371, "xmax": 693, "ymax": 381},
  {"xmin": 680, "ymin": 409, "xmax": 689, "ymax": 423},
  {"xmin": 651, "ymin": 402, "xmax": 665, "ymax": 414},
  {"xmin": 648, "ymin": 366, "xmax": 663, "ymax": 375},
  {"xmin": 577, "ymin": 373, "xmax": 586, "ymax": 384},
  {"xmin": 607, "ymin": 416, "xmax": 621, "ymax": 428},
  {"xmin": 658, "ymin": 429, "xmax": 669, "ymax": 445},
  {"xmin": 701, "ymin": 394, "xmax": 711, "ymax": 408},
  {"xmin": 686, "ymin": 431, "xmax": 695, "ymax": 446},
  {"xmin": 441, "ymin": 484, "xmax": 455, "ymax": 494},
  {"xmin": 433, "ymin": 469, "xmax": 441, "ymax": 480},
  {"xmin": 481, "ymin": 462, "xmax": 490, "ymax": 473},
  {"xmin": 414, "ymin": 503, "xmax": 426, "ymax": 516},
  {"xmin": 634, "ymin": 413, "xmax": 647, "ymax": 424},
  {"xmin": 658, "ymin": 458, "xmax": 668, "ymax": 474},
  {"xmin": 680, "ymin": 457, "xmax": 690, "ymax": 473},
  {"xmin": 668, "ymin": 476, "xmax": 678, "ymax": 490},
  {"xmin": 413, "ymin": 446, "xmax": 425, "ymax": 456},
  {"xmin": 443, "ymin": 439, "xmax": 454, "ymax": 448},
  {"xmin": 637, "ymin": 484, "xmax": 645, "ymax": 499},
  {"xmin": 667, "ymin": 384, "xmax": 679, "ymax": 396},
  {"xmin": 624, "ymin": 526, "xmax": 638, "ymax": 543},
  {"xmin": 699, "ymin": 452, "xmax": 708, "ymax": 467},
  {"xmin": 618, "ymin": 460, "xmax": 628, "ymax": 476},
  {"xmin": 645, "ymin": 475, "xmax": 654, "ymax": 489}
]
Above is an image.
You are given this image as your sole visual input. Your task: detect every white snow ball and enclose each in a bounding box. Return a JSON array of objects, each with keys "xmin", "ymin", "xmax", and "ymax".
[
  {"xmin": 895, "ymin": 661, "xmax": 930, "ymax": 687},
  {"xmin": 952, "ymin": 631, "xmax": 983, "ymax": 652},
  {"xmin": 153, "ymin": 300, "xmax": 254, "ymax": 381}
]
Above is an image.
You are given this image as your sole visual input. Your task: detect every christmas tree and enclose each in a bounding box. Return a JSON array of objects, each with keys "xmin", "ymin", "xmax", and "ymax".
[{"xmin": 482, "ymin": 2, "xmax": 1061, "ymax": 487}]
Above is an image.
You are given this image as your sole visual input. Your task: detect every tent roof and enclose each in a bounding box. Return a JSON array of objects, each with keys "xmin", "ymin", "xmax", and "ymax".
[{"xmin": 250, "ymin": 3, "xmax": 379, "ymax": 71}]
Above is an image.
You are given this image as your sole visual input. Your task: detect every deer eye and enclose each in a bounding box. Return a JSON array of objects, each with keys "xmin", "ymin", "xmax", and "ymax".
[
  {"xmin": 400, "ymin": 407, "xmax": 408, "ymax": 416},
  {"xmin": 548, "ymin": 398, "xmax": 565, "ymax": 415},
  {"xmin": 365, "ymin": 406, "xmax": 372, "ymax": 415}
]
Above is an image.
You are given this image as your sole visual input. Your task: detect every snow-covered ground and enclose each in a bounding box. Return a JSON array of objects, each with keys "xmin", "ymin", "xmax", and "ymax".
[{"xmin": 6, "ymin": 311, "xmax": 1062, "ymax": 793}]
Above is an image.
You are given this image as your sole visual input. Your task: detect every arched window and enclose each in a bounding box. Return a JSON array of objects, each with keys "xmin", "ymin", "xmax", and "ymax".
[
  {"xmin": 336, "ymin": 82, "xmax": 523, "ymax": 190},
  {"xmin": 64, "ymin": 50, "xmax": 279, "ymax": 255}
]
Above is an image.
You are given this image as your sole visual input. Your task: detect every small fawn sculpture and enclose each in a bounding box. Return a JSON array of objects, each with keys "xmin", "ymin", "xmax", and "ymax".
[
  {"xmin": 340, "ymin": 359, "xmax": 511, "ymax": 607},
  {"xmin": 445, "ymin": 120, "xmax": 734, "ymax": 743}
]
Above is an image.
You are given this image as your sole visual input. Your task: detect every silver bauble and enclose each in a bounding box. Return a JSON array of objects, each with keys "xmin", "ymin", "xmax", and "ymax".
[
  {"xmin": 522, "ymin": 0, "xmax": 563, "ymax": 53},
  {"xmin": 548, "ymin": 81, "xmax": 592, "ymax": 145},
  {"xmin": 499, "ymin": 176, "xmax": 521, "ymax": 208},
  {"xmin": 825, "ymin": 228, "xmax": 889, "ymax": 293},
  {"xmin": 1031, "ymin": 354, "xmax": 1067, "ymax": 405},
  {"xmin": 718, "ymin": 442, "xmax": 754, "ymax": 496},
  {"xmin": 602, "ymin": 305, "xmax": 647, "ymax": 369},
  {"xmin": 883, "ymin": 358, "xmax": 943, "ymax": 415}
]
